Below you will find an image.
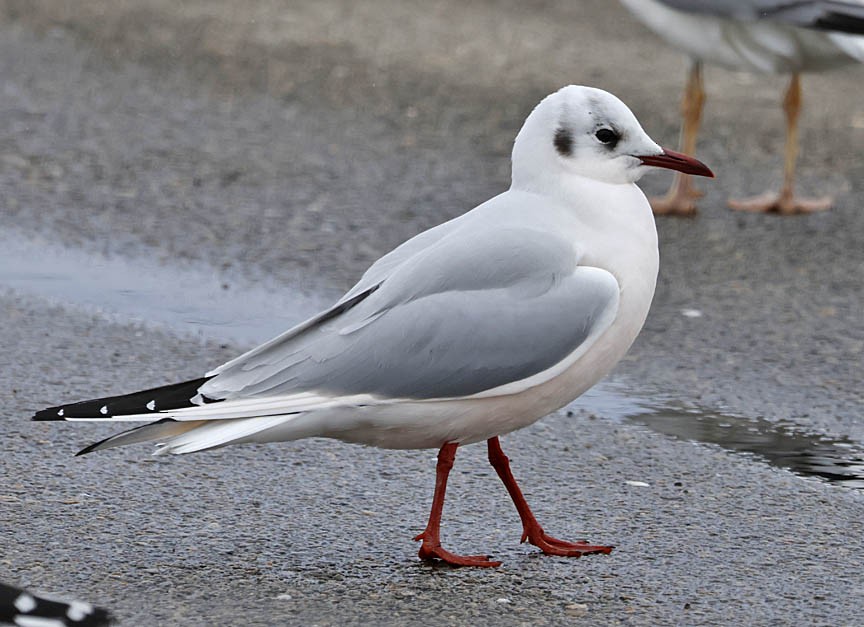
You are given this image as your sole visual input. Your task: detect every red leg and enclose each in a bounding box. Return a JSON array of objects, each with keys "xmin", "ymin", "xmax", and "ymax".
[
  {"xmin": 487, "ymin": 437, "xmax": 613, "ymax": 557},
  {"xmin": 414, "ymin": 442, "xmax": 502, "ymax": 567}
]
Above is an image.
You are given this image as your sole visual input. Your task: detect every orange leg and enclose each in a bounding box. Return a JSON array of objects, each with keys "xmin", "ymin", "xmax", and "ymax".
[
  {"xmin": 487, "ymin": 437, "xmax": 613, "ymax": 558},
  {"xmin": 729, "ymin": 73, "xmax": 833, "ymax": 214},
  {"xmin": 651, "ymin": 59, "xmax": 705, "ymax": 217},
  {"xmin": 414, "ymin": 442, "xmax": 502, "ymax": 567}
]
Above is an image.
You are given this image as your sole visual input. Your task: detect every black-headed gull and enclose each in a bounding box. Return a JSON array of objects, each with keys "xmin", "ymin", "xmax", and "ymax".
[
  {"xmin": 33, "ymin": 86, "xmax": 713, "ymax": 567},
  {"xmin": 0, "ymin": 581, "xmax": 112, "ymax": 626},
  {"xmin": 620, "ymin": 0, "xmax": 864, "ymax": 215}
]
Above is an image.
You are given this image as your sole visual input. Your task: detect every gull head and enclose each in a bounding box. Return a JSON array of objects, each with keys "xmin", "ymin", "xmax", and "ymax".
[{"xmin": 511, "ymin": 85, "xmax": 713, "ymax": 188}]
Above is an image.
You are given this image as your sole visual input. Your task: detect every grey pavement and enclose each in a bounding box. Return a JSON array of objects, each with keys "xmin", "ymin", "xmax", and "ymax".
[{"xmin": 1, "ymin": 1, "xmax": 863, "ymax": 624}]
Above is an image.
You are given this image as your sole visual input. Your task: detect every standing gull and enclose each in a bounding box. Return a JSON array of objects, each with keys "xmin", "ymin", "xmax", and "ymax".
[
  {"xmin": 620, "ymin": 0, "xmax": 864, "ymax": 215},
  {"xmin": 33, "ymin": 86, "xmax": 713, "ymax": 568}
]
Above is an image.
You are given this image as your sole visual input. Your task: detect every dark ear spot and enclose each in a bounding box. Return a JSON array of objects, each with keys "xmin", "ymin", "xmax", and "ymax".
[{"xmin": 554, "ymin": 128, "xmax": 573, "ymax": 157}]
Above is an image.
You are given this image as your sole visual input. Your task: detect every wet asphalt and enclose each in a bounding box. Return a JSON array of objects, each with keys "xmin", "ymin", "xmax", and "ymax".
[{"xmin": 1, "ymin": 1, "xmax": 864, "ymax": 624}]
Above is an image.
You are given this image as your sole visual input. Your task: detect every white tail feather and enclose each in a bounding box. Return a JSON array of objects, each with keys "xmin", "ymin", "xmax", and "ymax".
[
  {"xmin": 85, "ymin": 420, "xmax": 207, "ymax": 453},
  {"xmin": 154, "ymin": 415, "xmax": 296, "ymax": 455}
]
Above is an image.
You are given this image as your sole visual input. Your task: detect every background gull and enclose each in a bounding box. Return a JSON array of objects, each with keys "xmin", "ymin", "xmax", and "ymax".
[
  {"xmin": 33, "ymin": 85, "xmax": 712, "ymax": 568},
  {"xmin": 620, "ymin": 0, "xmax": 864, "ymax": 215}
]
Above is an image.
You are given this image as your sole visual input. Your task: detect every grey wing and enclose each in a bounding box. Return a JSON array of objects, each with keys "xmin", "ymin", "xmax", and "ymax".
[
  {"xmin": 201, "ymin": 227, "xmax": 620, "ymax": 402},
  {"xmin": 208, "ymin": 209, "xmax": 471, "ymax": 378},
  {"xmin": 340, "ymin": 209, "xmax": 472, "ymax": 301},
  {"xmin": 657, "ymin": 0, "xmax": 864, "ymax": 33}
]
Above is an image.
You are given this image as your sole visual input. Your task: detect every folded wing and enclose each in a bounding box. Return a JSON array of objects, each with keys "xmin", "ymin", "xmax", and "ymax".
[{"xmin": 198, "ymin": 226, "xmax": 620, "ymax": 404}]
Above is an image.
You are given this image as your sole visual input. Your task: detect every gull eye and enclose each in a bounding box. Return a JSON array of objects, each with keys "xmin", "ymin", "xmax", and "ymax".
[{"xmin": 595, "ymin": 128, "xmax": 619, "ymax": 146}]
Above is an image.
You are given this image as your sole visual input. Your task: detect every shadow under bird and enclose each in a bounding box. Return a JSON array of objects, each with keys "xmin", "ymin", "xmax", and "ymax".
[
  {"xmin": 620, "ymin": 0, "xmax": 864, "ymax": 215},
  {"xmin": 33, "ymin": 85, "xmax": 713, "ymax": 567}
]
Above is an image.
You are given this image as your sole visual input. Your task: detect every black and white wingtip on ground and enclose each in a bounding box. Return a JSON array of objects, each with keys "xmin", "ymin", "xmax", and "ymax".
[
  {"xmin": 0, "ymin": 582, "xmax": 112, "ymax": 627},
  {"xmin": 32, "ymin": 377, "xmax": 213, "ymax": 422},
  {"xmin": 31, "ymin": 376, "xmax": 220, "ymax": 456}
]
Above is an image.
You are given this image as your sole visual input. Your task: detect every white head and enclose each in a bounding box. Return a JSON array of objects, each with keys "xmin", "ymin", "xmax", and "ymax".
[{"xmin": 511, "ymin": 85, "xmax": 712, "ymax": 189}]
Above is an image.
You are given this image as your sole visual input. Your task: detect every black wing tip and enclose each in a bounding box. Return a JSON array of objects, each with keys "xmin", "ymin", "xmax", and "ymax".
[
  {"xmin": 62, "ymin": 606, "xmax": 114, "ymax": 627},
  {"xmin": 32, "ymin": 407, "xmax": 67, "ymax": 422},
  {"xmin": 85, "ymin": 608, "xmax": 115, "ymax": 627},
  {"xmin": 771, "ymin": 5, "xmax": 864, "ymax": 35},
  {"xmin": 75, "ymin": 441, "xmax": 101, "ymax": 456},
  {"xmin": 0, "ymin": 581, "xmax": 114, "ymax": 626},
  {"xmin": 93, "ymin": 608, "xmax": 116, "ymax": 627},
  {"xmin": 30, "ymin": 376, "xmax": 214, "ymax": 422}
]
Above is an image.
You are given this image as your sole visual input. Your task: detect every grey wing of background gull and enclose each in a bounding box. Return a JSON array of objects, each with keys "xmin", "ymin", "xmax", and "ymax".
[
  {"xmin": 201, "ymin": 227, "xmax": 620, "ymax": 402},
  {"xmin": 656, "ymin": 0, "xmax": 864, "ymax": 34}
]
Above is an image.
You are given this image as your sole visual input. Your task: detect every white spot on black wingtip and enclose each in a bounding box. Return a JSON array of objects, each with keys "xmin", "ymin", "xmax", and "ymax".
[
  {"xmin": 14, "ymin": 592, "xmax": 37, "ymax": 612},
  {"xmin": 146, "ymin": 400, "xmax": 156, "ymax": 411},
  {"xmin": 100, "ymin": 405, "xmax": 108, "ymax": 415},
  {"xmin": 58, "ymin": 408, "xmax": 64, "ymax": 417},
  {"xmin": 67, "ymin": 600, "xmax": 94, "ymax": 621}
]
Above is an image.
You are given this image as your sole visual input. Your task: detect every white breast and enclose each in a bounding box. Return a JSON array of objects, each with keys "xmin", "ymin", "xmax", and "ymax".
[{"xmin": 285, "ymin": 183, "xmax": 660, "ymax": 450}]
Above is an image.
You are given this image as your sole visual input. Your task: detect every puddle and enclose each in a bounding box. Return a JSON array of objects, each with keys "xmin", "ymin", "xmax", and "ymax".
[
  {"xmin": 0, "ymin": 231, "xmax": 332, "ymax": 346},
  {"xmin": 579, "ymin": 384, "xmax": 864, "ymax": 489},
  {"xmin": 3, "ymin": 233, "xmax": 864, "ymax": 488}
]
